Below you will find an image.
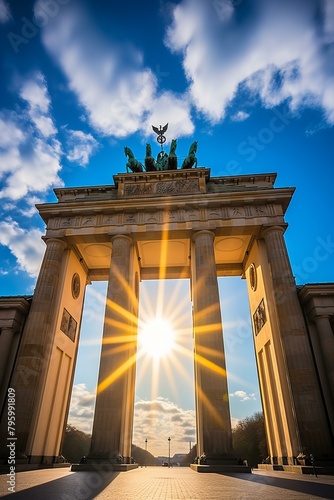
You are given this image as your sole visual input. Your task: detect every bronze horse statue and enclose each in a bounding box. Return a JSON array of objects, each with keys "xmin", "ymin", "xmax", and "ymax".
[
  {"xmin": 145, "ymin": 143, "xmax": 157, "ymax": 171},
  {"xmin": 168, "ymin": 139, "xmax": 177, "ymax": 170},
  {"xmin": 181, "ymin": 141, "xmax": 198, "ymax": 169},
  {"xmin": 124, "ymin": 147, "xmax": 143, "ymax": 173}
]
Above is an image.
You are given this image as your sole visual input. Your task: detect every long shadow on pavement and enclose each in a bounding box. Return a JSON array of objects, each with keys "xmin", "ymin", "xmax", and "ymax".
[
  {"xmin": 1, "ymin": 470, "xmax": 120, "ymax": 500},
  {"xmin": 216, "ymin": 472, "xmax": 334, "ymax": 500}
]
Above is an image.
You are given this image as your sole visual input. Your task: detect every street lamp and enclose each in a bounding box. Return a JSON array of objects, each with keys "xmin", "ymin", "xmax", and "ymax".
[
  {"xmin": 168, "ymin": 437, "xmax": 171, "ymax": 468},
  {"xmin": 145, "ymin": 438, "xmax": 148, "ymax": 452}
]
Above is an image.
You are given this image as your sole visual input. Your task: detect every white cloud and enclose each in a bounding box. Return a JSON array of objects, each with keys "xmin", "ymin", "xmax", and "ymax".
[
  {"xmin": 36, "ymin": 2, "xmax": 156, "ymax": 137},
  {"xmin": 20, "ymin": 72, "xmax": 57, "ymax": 138},
  {"xmin": 66, "ymin": 129, "xmax": 99, "ymax": 166},
  {"xmin": 66, "ymin": 385, "xmax": 254, "ymax": 455},
  {"xmin": 231, "ymin": 110, "xmax": 250, "ymax": 122},
  {"xmin": 0, "ymin": 74, "xmax": 63, "ymax": 201},
  {"xmin": 36, "ymin": 1, "xmax": 194, "ymax": 138},
  {"xmin": 67, "ymin": 383, "xmax": 95, "ymax": 434},
  {"xmin": 143, "ymin": 92, "xmax": 194, "ymax": 140},
  {"xmin": 0, "ymin": 0, "xmax": 10, "ymax": 23},
  {"xmin": 133, "ymin": 397, "xmax": 196, "ymax": 456},
  {"xmin": 19, "ymin": 195, "xmax": 46, "ymax": 218},
  {"xmin": 0, "ymin": 123, "xmax": 62, "ymax": 200},
  {"xmin": 20, "ymin": 72, "xmax": 51, "ymax": 113},
  {"xmin": 231, "ymin": 416, "xmax": 240, "ymax": 429},
  {"xmin": 165, "ymin": 0, "xmax": 334, "ymax": 124},
  {"xmin": 230, "ymin": 390, "xmax": 256, "ymax": 402},
  {"xmin": 323, "ymin": 0, "xmax": 334, "ymax": 43},
  {"xmin": 67, "ymin": 389, "xmax": 196, "ymax": 456},
  {"xmin": 0, "ymin": 218, "xmax": 45, "ymax": 277}
]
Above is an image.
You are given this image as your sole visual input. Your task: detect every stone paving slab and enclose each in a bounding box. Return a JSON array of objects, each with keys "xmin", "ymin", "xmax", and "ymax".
[{"xmin": 1, "ymin": 466, "xmax": 334, "ymax": 500}]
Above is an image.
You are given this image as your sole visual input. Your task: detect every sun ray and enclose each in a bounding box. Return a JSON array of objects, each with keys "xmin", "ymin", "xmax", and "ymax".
[{"xmin": 97, "ymin": 352, "xmax": 137, "ymax": 394}]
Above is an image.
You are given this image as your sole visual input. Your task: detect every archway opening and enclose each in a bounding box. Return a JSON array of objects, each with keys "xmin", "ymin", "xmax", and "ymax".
[{"xmin": 64, "ymin": 276, "xmax": 262, "ymax": 461}]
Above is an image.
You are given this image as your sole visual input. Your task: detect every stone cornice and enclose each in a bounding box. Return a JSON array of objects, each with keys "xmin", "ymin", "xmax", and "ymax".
[
  {"xmin": 51, "ymin": 170, "xmax": 278, "ymax": 203},
  {"xmin": 0, "ymin": 296, "xmax": 32, "ymax": 310},
  {"xmin": 36, "ymin": 172, "xmax": 294, "ymax": 238},
  {"xmin": 298, "ymin": 283, "xmax": 334, "ymax": 302}
]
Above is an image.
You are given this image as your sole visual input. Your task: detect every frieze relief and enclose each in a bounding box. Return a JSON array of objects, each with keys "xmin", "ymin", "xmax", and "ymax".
[
  {"xmin": 61, "ymin": 217, "xmax": 74, "ymax": 227},
  {"xmin": 145, "ymin": 212, "xmax": 159, "ymax": 223},
  {"xmin": 208, "ymin": 208, "xmax": 221, "ymax": 219},
  {"xmin": 123, "ymin": 178, "xmax": 200, "ymax": 197},
  {"xmin": 187, "ymin": 209, "xmax": 199, "ymax": 219},
  {"xmin": 124, "ymin": 184, "xmax": 153, "ymax": 197},
  {"xmin": 82, "ymin": 216, "xmax": 96, "ymax": 226},
  {"xmin": 53, "ymin": 203, "xmax": 274, "ymax": 230},
  {"xmin": 124, "ymin": 213, "xmax": 137, "ymax": 223},
  {"xmin": 103, "ymin": 214, "xmax": 116, "ymax": 224},
  {"xmin": 167, "ymin": 210, "xmax": 179, "ymax": 221}
]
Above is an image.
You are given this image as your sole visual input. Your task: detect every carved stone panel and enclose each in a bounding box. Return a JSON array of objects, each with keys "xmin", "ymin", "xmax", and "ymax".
[
  {"xmin": 253, "ymin": 299, "xmax": 267, "ymax": 336},
  {"xmin": 60, "ymin": 308, "xmax": 77, "ymax": 342},
  {"xmin": 122, "ymin": 178, "xmax": 201, "ymax": 197}
]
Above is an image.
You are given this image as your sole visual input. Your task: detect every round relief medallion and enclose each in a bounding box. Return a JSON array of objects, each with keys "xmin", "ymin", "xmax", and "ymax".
[
  {"xmin": 249, "ymin": 263, "xmax": 257, "ymax": 291},
  {"xmin": 72, "ymin": 273, "xmax": 81, "ymax": 299}
]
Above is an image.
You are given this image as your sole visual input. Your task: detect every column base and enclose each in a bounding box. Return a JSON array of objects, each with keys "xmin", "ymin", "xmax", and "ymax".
[
  {"xmin": 257, "ymin": 464, "xmax": 334, "ymax": 475},
  {"xmin": 72, "ymin": 451, "xmax": 138, "ymax": 472},
  {"xmin": 71, "ymin": 463, "xmax": 138, "ymax": 472},
  {"xmin": 191, "ymin": 455, "xmax": 251, "ymax": 473},
  {"xmin": 190, "ymin": 464, "xmax": 251, "ymax": 473}
]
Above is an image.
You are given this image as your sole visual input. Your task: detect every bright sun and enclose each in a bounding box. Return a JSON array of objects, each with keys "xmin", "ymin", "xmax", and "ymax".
[{"xmin": 139, "ymin": 317, "xmax": 176, "ymax": 360}]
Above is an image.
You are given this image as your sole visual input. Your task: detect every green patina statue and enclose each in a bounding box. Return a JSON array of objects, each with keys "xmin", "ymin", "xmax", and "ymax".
[
  {"xmin": 156, "ymin": 150, "xmax": 169, "ymax": 171},
  {"xmin": 124, "ymin": 146, "xmax": 143, "ymax": 173},
  {"xmin": 181, "ymin": 141, "xmax": 198, "ymax": 169},
  {"xmin": 145, "ymin": 143, "xmax": 157, "ymax": 171},
  {"xmin": 168, "ymin": 139, "xmax": 177, "ymax": 170},
  {"xmin": 124, "ymin": 139, "xmax": 197, "ymax": 172}
]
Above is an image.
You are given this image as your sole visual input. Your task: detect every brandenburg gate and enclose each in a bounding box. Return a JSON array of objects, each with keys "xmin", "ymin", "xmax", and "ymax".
[{"xmin": 0, "ymin": 158, "xmax": 333, "ymax": 471}]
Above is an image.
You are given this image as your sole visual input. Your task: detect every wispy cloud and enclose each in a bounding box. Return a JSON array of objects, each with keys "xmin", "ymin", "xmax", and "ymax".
[
  {"xmin": 230, "ymin": 390, "xmax": 256, "ymax": 402},
  {"xmin": 0, "ymin": 73, "xmax": 63, "ymax": 201},
  {"xmin": 231, "ymin": 111, "xmax": 249, "ymax": 122},
  {"xmin": 133, "ymin": 397, "xmax": 196, "ymax": 456},
  {"xmin": 0, "ymin": 218, "xmax": 45, "ymax": 277},
  {"xmin": 65, "ymin": 129, "xmax": 99, "ymax": 166},
  {"xmin": 20, "ymin": 72, "xmax": 57, "ymax": 138},
  {"xmin": 0, "ymin": 0, "xmax": 11, "ymax": 24},
  {"xmin": 0, "ymin": 74, "xmax": 60, "ymax": 278},
  {"xmin": 67, "ymin": 383, "xmax": 96, "ymax": 434},
  {"xmin": 165, "ymin": 0, "xmax": 334, "ymax": 124},
  {"xmin": 36, "ymin": 0, "xmax": 194, "ymax": 139},
  {"xmin": 231, "ymin": 110, "xmax": 250, "ymax": 122},
  {"xmin": 67, "ymin": 386, "xmax": 196, "ymax": 456}
]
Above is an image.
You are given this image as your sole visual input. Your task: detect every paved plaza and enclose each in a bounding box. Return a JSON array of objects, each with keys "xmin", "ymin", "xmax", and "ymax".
[{"xmin": 1, "ymin": 467, "xmax": 334, "ymax": 500}]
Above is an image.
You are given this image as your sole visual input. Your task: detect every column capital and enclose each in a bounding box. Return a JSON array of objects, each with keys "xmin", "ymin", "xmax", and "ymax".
[
  {"xmin": 314, "ymin": 314, "xmax": 332, "ymax": 321},
  {"xmin": 192, "ymin": 230, "xmax": 216, "ymax": 242},
  {"xmin": 110, "ymin": 234, "xmax": 133, "ymax": 245},
  {"xmin": 0, "ymin": 326, "xmax": 15, "ymax": 335},
  {"xmin": 260, "ymin": 224, "xmax": 288, "ymax": 239},
  {"xmin": 41, "ymin": 237, "xmax": 67, "ymax": 250}
]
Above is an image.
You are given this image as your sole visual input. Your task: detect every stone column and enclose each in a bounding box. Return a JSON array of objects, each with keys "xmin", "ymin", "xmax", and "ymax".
[
  {"xmin": 191, "ymin": 230, "xmax": 234, "ymax": 462},
  {"xmin": 261, "ymin": 225, "xmax": 333, "ymax": 455},
  {"xmin": 313, "ymin": 315, "xmax": 334, "ymax": 431},
  {"xmin": 314, "ymin": 315, "xmax": 334, "ymax": 388},
  {"xmin": 0, "ymin": 327, "xmax": 16, "ymax": 412},
  {"xmin": 89, "ymin": 235, "xmax": 138, "ymax": 463},
  {"xmin": 0, "ymin": 327, "xmax": 14, "ymax": 383},
  {"xmin": 0, "ymin": 238, "xmax": 67, "ymax": 459}
]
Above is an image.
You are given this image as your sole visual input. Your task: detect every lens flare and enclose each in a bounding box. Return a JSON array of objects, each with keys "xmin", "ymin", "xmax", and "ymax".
[{"xmin": 139, "ymin": 317, "xmax": 176, "ymax": 360}]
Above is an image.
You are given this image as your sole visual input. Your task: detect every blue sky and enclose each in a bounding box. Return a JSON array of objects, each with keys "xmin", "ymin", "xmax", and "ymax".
[{"xmin": 0, "ymin": 0, "xmax": 333, "ymax": 456}]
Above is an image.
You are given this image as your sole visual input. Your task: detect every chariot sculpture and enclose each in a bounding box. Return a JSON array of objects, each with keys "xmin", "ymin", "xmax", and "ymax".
[{"xmin": 124, "ymin": 124, "xmax": 198, "ymax": 173}]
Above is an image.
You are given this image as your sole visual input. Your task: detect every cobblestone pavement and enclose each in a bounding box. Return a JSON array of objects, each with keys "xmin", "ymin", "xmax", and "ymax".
[{"xmin": 1, "ymin": 467, "xmax": 334, "ymax": 500}]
